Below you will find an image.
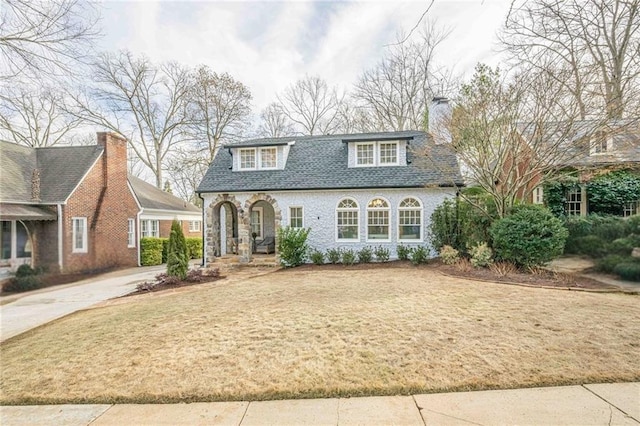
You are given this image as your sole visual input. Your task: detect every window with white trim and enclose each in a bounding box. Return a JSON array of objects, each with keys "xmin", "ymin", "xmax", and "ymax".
[
  {"xmin": 398, "ymin": 198, "xmax": 422, "ymax": 240},
  {"xmin": 356, "ymin": 143, "xmax": 375, "ymax": 166},
  {"xmin": 367, "ymin": 198, "xmax": 390, "ymax": 241},
  {"xmin": 188, "ymin": 220, "xmax": 201, "ymax": 232},
  {"xmin": 239, "ymin": 148, "xmax": 256, "ymax": 170},
  {"xmin": 289, "ymin": 207, "xmax": 303, "ymax": 229},
  {"xmin": 127, "ymin": 218, "xmax": 135, "ymax": 248},
  {"xmin": 72, "ymin": 217, "xmax": 87, "ymax": 253},
  {"xmin": 337, "ymin": 198, "xmax": 359, "ymax": 240},
  {"xmin": 379, "ymin": 142, "xmax": 398, "ymax": 165},
  {"xmin": 251, "ymin": 207, "xmax": 263, "ymax": 239},
  {"xmin": 141, "ymin": 219, "xmax": 160, "ymax": 238},
  {"xmin": 533, "ymin": 186, "xmax": 544, "ymax": 204},
  {"xmin": 259, "ymin": 147, "xmax": 277, "ymax": 169},
  {"xmin": 623, "ymin": 201, "xmax": 639, "ymax": 217},
  {"xmin": 566, "ymin": 187, "xmax": 582, "ymax": 216},
  {"xmin": 590, "ymin": 131, "xmax": 613, "ymax": 155}
]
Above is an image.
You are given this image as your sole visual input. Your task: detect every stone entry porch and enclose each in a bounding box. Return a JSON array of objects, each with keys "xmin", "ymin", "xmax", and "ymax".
[{"xmin": 212, "ymin": 254, "xmax": 279, "ymax": 269}]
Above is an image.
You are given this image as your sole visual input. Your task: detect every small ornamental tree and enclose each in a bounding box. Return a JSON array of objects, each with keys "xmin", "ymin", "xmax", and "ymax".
[
  {"xmin": 166, "ymin": 220, "xmax": 189, "ymax": 280},
  {"xmin": 277, "ymin": 226, "xmax": 310, "ymax": 267}
]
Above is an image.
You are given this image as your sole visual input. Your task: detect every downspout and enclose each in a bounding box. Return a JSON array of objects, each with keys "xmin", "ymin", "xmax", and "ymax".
[
  {"xmin": 198, "ymin": 192, "xmax": 205, "ymax": 268},
  {"xmin": 57, "ymin": 204, "xmax": 63, "ymax": 272},
  {"xmin": 136, "ymin": 209, "xmax": 142, "ymax": 266}
]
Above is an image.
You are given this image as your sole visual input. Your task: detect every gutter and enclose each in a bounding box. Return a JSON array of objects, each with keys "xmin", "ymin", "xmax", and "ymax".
[
  {"xmin": 198, "ymin": 193, "xmax": 205, "ymax": 268},
  {"xmin": 57, "ymin": 204, "xmax": 63, "ymax": 271}
]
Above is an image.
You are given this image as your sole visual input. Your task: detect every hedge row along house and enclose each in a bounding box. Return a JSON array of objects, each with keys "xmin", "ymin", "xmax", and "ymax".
[
  {"xmin": 196, "ymin": 128, "xmax": 464, "ymax": 265},
  {"xmin": 0, "ymin": 133, "xmax": 201, "ymax": 278},
  {"xmin": 517, "ymin": 120, "xmax": 640, "ymax": 217}
]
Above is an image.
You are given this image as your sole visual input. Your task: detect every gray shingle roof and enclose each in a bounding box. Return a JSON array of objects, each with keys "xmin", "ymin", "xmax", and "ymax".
[
  {"xmin": 197, "ymin": 131, "xmax": 463, "ymax": 193},
  {"xmin": 129, "ymin": 175, "xmax": 200, "ymax": 212},
  {"xmin": 0, "ymin": 141, "xmax": 103, "ymax": 203}
]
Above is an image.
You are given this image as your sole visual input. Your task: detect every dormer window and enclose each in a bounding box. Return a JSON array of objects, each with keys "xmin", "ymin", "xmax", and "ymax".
[
  {"xmin": 355, "ymin": 141, "xmax": 399, "ymax": 167},
  {"xmin": 590, "ymin": 131, "xmax": 613, "ymax": 155},
  {"xmin": 238, "ymin": 146, "xmax": 278, "ymax": 170}
]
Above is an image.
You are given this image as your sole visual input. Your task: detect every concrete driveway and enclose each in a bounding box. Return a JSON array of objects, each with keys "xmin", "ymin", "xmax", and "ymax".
[{"xmin": 0, "ymin": 265, "xmax": 166, "ymax": 342}]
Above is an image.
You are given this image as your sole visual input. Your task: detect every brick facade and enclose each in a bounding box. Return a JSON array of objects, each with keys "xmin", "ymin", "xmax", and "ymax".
[
  {"xmin": 62, "ymin": 133, "xmax": 139, "ymax": 272},
  {"xmin": 158, "ymin": 220, "xmax": 201, "ymax": 239}
]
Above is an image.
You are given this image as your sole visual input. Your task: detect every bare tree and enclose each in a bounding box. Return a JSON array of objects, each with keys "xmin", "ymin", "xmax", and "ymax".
[
  {"xmin": 0, "ymin": 0, "xmax": 100, "ymax": 81},
  {"xmin": 166, "ymin": 147, "xmax": 209, "ymax": 206},
  {"xmin": 188, "ymin": 66, "xmax": 252, "ymax": 161},
  {"xmin": 430, "ymin": 64, "xmax": 611, "ymax": 218},
  {"xmin": 353, "ymin": 25, "xmax": 452, "ymax": 132},
  {"xmin": 68, "ymin": 51, "xmax": 191, "ymax": 188},
  {"xmin": 277, "ymin": 76, "xmax": 344, "ymax": 135},
  {"xmin": 0, "ymin": 85, "xmax": 83, "ymax": 146},
  {"xmin": 257, "ymin": 102, "xmax": 296, "ymax": 138},
  {"xmin": 501, "ymin": 0, "xmax": 640, "ymax": 119}
]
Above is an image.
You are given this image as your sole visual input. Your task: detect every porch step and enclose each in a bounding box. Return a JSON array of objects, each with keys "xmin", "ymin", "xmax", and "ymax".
[{"xmin": 211, "ymin": 255, "xmax": 279, "ymax": 270}]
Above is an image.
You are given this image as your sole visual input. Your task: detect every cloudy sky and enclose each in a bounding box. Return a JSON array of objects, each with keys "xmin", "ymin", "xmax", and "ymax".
[{"xmin": 97, "ymin": 0, "xmax": 514, "ymax": 112}]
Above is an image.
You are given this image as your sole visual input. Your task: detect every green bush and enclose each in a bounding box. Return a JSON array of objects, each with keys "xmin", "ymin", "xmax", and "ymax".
[
  {"xmin": 161, "ymin": 238, "xmax": 169, "ymax": 263},
  {"xmin": 277, "ymin": 226, "xmax": 310, "ymax": 268},
  {"xmin": 570, "ymin": 235, "xmax": 609, "ymax": 258},
  {"xmin": 341, "ymin": 249, "xmax": 357, "ymax": 265},
  {"xmin": 587, "ymin": 170, "xmax": 640, "ymax": 216},
  {"xmin": 589, "ymin": 215, "xmax": 628, "ymax": 241},
  {"xmin": 490, "ymin": 205, "xmax": 568, "ymax": 268},
  {"xmin": 410, "ymin": 246, "xmax": 429, "ymax": 265},
  {"xmin": 326, "ymin": 248, "xmax": 341, "ymax": 264},
  {"xmin": 439, "ymin": 245, "xmax": 459, "ymax": 265},
  {"xmin": 613, "ymin": 261, "xmax": 640, "ymax": 281},
  {"xmin": 626, "ymin": 215, "xmax": 640, "ymax": 234},
  {"xmin": 609, "ymin": 238, "xmax": 635, "ymax": 256},
  {"xmin": 595, "ymin": 255, "xmax": 630, "ymax": 273},
  {"xmin": 374, "ymin": 246, "xmax": 390, "ymax": 262},
  {"xmin": 167, "ymin": 220, "xmax": 189, "ymax": 280},
  {"xmin": 469, "ymin": 242, "xmax": 493, "ymax": 267},
  {"xmin": 15, "ymin": 264, "xmax": 36, "ymax": 277},
  {"xmin": 309, "ymin": 249, "xmax": 325, "ymax": 265},
  {"xmin": 397, "ymin": 244, "xmax": 411, "ymax": 261},
  {"xmin": 140, "ymin": 237, "xmax": 163, "ymax": 266},
  {"xmin": 357, "ymin": 247, "xmax": 373, "ymax": 263},
  {"xmin": 429, "ymin": 197, "xmax": 494, "ymax": 253},
  {"xmin": 3, "ymin": 275, "xmax": 41, "ymax": 292},
  {"xmin": 185, "ymin": 237, "xmax": 203, "ymax": 259}
]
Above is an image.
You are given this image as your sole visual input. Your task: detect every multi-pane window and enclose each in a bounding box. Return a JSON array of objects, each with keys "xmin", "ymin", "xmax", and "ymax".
[
  {"xmin": 533, "ymin": 186, "xmax": 544, "ymax": 204},
  {"xmin": 290, "ymin": 207, "xmax": 303, "ymax": 229},
  {"xmin": 367, "ymin": 198, "xmax": 390, "ymax": 240},
  {"xmin": 566, "ymin": 187, "xmax": 582, "ymax": 216},
  {"xmin": 398, "ymin": 198, "xmax": 421, "ymax": 240},
  {"xmin": 188, "ymin": 221, "xmax": 201, "ymax": 232},
  {"xmin": 356, "ymin": 143, "xmax": 375, "ymax": 166},
  {"xmin": 1, "ymin": 221, "xmax": 30, "ymax": 261},
  {"xmin": 251, "ymin": 207, "xmax": 263, "ymax": 238},
  {"xmin": 127, "ymin": 218, "xmax": 135, "ymax": 248},
  {"xmin": 141, "ymin": 220, "xmax": 159, "ymax": 238},
  {"xmin": 337, "ymin": 198, "xmax": 359, "ymax": 240},
  {"xmin": 591, "ymin": 131, "xmax": 611, "ymax": 154},
  {"xmin": 260, "ymin": 147, "xmax": 277, "ymax": 169},
  {"xmin": 379, "ymin": 142, "xmax": 398, "ymax": 165},
  {"xmin": 624, "ymin": 201, "xmax": 639, "ymax": 217},
  {"xmin": 72, "ymin": 217, "xmax": 87, "ymax": 253},
  {"xmin": 239, "ymin": 148, "xmax": 256, "ymax": 169}
]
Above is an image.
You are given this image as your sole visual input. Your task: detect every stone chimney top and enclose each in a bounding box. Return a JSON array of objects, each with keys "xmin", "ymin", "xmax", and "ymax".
[{"xmin": 429, "ymin": 97, "xmax": 452, "ymax": 144}]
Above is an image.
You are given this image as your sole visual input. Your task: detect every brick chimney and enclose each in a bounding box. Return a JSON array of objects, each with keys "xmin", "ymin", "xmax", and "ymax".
[
  {"xmin": 429, "ymin": 97, "xmax": 452, "ymax": 144},
  {"xmin": 97, "ymin": 132, "xmax": 128, "ymax": 185}
]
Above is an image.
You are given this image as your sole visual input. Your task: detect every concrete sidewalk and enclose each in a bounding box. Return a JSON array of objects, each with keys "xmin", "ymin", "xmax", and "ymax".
[
  {"xmin": 0, "ymin": 265, "xmax": 166, "ymax": 342},
  {"xmin": 1, "ymin": 382, "xmax": 638, "ymax": 425}
]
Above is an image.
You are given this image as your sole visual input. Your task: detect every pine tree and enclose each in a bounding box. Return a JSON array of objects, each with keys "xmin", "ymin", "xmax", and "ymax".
[{"xmin": 166, "ymin": 220, "xmax": 189, "ymax": 279}]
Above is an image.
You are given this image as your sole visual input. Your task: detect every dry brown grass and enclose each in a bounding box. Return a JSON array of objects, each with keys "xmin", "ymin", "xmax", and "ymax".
[{"xmin": 1, "ymin": 267, "xmax": 639, "ymax": 404}]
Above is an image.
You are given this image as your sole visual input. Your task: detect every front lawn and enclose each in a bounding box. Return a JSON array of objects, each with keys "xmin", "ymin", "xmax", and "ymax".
[{"xmin": 1, "ymin": 267, "xmax": 638, "ymax": 404}]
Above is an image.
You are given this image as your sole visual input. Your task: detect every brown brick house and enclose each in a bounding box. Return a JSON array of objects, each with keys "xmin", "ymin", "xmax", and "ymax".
[{"xmin": 0, "ymin": 133, "xmax": 201, "ymax": 276}]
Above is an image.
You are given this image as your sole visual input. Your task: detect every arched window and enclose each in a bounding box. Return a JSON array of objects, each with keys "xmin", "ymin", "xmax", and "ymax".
[
  {"xmin": 336, "ymin": 198, "xmax": 359, "ymax": 240},
  {"xmin": 367, "ymin": 198, "xmax": 390, "ymax": 241},
  {"xmin": 398, "ymin": 197, "xmax": 422, "ymax": 241}
]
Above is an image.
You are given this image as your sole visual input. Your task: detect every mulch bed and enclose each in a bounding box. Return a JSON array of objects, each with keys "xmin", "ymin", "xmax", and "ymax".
[{"xmin": 125, "ymin": 270, "xmax": 225, "ymax": 296}]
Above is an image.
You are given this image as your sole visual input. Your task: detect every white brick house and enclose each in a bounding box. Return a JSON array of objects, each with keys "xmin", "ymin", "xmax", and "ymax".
[{"xmin": 196, "ymin": 131, "xmax": 463, "ymax": 264}]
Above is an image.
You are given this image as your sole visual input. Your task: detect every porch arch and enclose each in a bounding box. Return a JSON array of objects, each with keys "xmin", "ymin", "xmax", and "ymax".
[
  {"xmin": 206, "ymin": 194, "xmax": 242, "ymax": 265},
  {"xmin": 241, "ymin": 194, "xmax": 282, "ymax": 262}
]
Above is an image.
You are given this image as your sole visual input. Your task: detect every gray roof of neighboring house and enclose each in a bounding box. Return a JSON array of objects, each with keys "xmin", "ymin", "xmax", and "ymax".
[
  {"xmin": 518, "ymin": 119, "xmax": 640, "ymax": 168},
  {"xmin": 0, "ymin": 141, "xmax": 103, "ymax": 203},
  {"xmin": 128, "ymin": 175, "xmax": 200, "ymax": 213},
  {"xmin": 197, "ymin": 131, "xmax": 464, "ymax": 193}
]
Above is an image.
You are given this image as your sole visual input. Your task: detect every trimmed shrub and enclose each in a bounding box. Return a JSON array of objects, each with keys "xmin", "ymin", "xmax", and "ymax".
[
  {"xmin": 357, "ymin": 247, "xmax": 373, "ymax": 263},
  {"xmin": 490, "ymin": 205, "xmax": 568, "ymax": 268},
  {"xmin": 374, "ymin": 246, "xmax": 390, "ymax": 262},
  {"xmin": 3, "ymin": 275, "xmax": 42, "ymax": 292},
  {"xmin": 609, "ymin": 238, "xmax": 635, "ymax": 256},
  {"xmin": 571, "ymin": 235, "xmax": 609, "ymax": 258},
  {"xmin": 326, "ymin": 248, "xmax": 341, "ymax": 264},
  {"xmin": 397, "ymin": 244, "xmax": 411, "ymax": 261},
  {"xmin": 595, "ymin": 255, "xmax": 630, "ymax": 274},
  {"xmin": 439, "ymin": 245, "xmax": 459, "ymax": 265},
  {"xmin": 341, "ymin": 249, "xmax": 357, "ymax": 265},
  {"xmin": 140, "ymin": 237, "xmax": 163, "ymax": 266},
  {"xmin": 410, "ymin": 246, "xmax": 429, "ymax": 265},
  {"xmin": 277, "ymin": 226, "xmax": 310, "ymax": 268},
  {"xmin": 429, "ymin": 197, "xmax": 495, "ymax": 253},
  {"xmin": 309, "ymin": 249, "xmax": 325, "ymax": 265},
  {"xmin": 15, "ymin": 264, "xmax": 36, "ymax": 278},
  {"xmin": 167, "ymin": 220, "xmax": 189, "ymax": 280},
  {"xmin": 185, "ymin": 237, "xmax": 203, "ymax": 259},
  {"xmin": 469, "ymin": 242, "xmax": 493, "ymax": 268},
  {"xmin": 161, "ymin": 238, "xmax": 169, "ymax": 263},
  {"xmin": 613, "ymin": 261, "xmax": 640, "ymax": 281}
]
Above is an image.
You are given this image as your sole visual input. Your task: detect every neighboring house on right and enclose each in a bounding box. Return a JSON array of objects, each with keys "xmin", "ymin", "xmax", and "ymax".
[{"xmin": 518, "ymin": 120, "xmax": 640, "ymax": 217}]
